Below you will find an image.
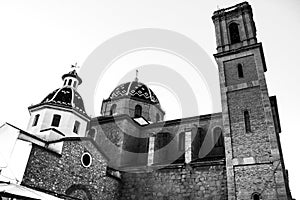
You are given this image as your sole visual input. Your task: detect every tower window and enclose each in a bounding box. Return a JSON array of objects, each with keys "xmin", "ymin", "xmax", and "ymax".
[
  {"xmin": 244, "ymin": 110, "xmax": 251, "ymax": 132},
  {"xmin": 213, "ymin": 127, "xmax": 224, "ymax": 147},
  {"xmin": 134, "ymin": 105, "xmax": 142, "ymax": 117},
  {"xmin": 32, "ymin": 114, "xmax": 40, "ymax": 127},
  {"xmin": 229, "ymin": 23, "xmax": 241, "ymax": 44},
  {"xmin": 68, "ymin": 79, "xmax": 72, "ymax": 86},
  {"xmin": 156, "ymin": 113, "xmax": 160, "ymax": 122},
  {"xmin": 51, "ymin": 114, "xmax": 61, "ymax": 127},
  {"xmin": 237, "ymin": 64, "xmax": 244, "ymax": 78},
  {"xmin": 73, "ymin": 81, "xmax": 77, "ymax": 88},
  {"xmin": 178, "ymin": 132, "xmax": 185, "ymax": 151},
  {"xmin": 73, "ymin": 120, "xmax": 80, "ymax": 134},
  {"xmin": 110, "ymin": 104, "xmax": 117, "ymax": 116},
  {"xmin": 64, "ymin": 79, "xmax": 67, "ymax": 86}
]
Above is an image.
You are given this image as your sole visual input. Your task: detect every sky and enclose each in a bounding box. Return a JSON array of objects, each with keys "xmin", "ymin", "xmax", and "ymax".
[{"xmin": 0, "ymin": 0, "xmax": 299, "ymax": 198}]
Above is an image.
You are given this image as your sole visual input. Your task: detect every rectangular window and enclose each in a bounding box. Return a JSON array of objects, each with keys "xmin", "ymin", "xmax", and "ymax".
[
  {"xmin": 51, "ymin": 114, "xmax": 61, "ymax": 127},
  {"xmin": 178, "ymin": 132, "xmax": 185, "ymax": 151},
  {"xmin": 32, "ymin": 114, "xmax": 40, "ymax": 127},
  {"xmin": 237, "ymin": 64, "xmax": 244, "ymax": 78},
  {"xmin": 244, "ymin": 110, "xmax": 251, "ymax": 132},
  {"xmin": 73, "ymin": 121, "xmax": 80, "ymax": 134}
]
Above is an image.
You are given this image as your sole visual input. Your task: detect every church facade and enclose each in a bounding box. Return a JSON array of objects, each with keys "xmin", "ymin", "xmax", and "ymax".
[{"xmin": 0, "ymin": 2, "xmax": 294, "ymax": 200}]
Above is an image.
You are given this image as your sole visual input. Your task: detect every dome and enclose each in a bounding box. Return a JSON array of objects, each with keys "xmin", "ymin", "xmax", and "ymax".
[
  {"xmin": 41, "ymin": 87, "xmax": 87, "ymax": 115},
  {"xmin": 108, "ymin": 81, "xmax": 160, "ymax": 104}
]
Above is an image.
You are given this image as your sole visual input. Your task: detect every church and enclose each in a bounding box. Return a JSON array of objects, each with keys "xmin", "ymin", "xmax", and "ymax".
[{"xmin": 0, "ymin": 2, "xmax": 295, "ymax": 200}]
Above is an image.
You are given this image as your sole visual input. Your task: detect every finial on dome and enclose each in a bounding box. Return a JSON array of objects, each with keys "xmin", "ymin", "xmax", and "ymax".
[
  {"xmin": 62, "ymin": 63, "xmax": 83, "ymax": 87},
  {"xmin": 135, "ymin": 69, "xmax": 139, "ymax": 82}
]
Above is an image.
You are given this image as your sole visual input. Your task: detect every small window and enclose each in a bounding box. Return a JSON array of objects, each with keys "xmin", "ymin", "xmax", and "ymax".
[
  {"xmin": 252, "ymin": 193, "xmax": 260, "ymax": 200},
  {"xmin": 81, "ymin": 152, "xmax": 92, "ymax": 167},
  {"xmin": 134, "ymin": 105, "xmax": 142, "ymax": 118},
  {"xmin": 88, "ymin": 129, "xmax": 96, "ymax": 139},
  {"xmin": 64, "ymin": 79, "xmax": 67, "ymax": 86},
  {"xmin": 213, "ymin": 127, "xmax": 223, "ymax": 147},
  {"xmin": 51, "ymin": 114, "xmax": 61, "ymax": 127},
  {"xmin": 229, "ymin": 22, "xmax": 241, "ymax": 44},
  {"xmin": 110, "ymin": 104, "xmax": 117, "ymax": 116},
  {"xmin": 156, "ymin": 113, "xmax": 160, "ymax": 122},
  {"xmin": 73, "ymin": 81, "xmax": 77, "ymax": 88},
  {"xmin": 68, "ymin": 79, "xmax": 72, "ymax": 86},
  {"xmin": 73, "ymin": 121, "xmax": 80, "ymax": 134},
  {"xmin": 244, "ymin": 110, "xmax": 251, "ymax": 132},
  {"xmin": 32, "ymin": 114, "xmax": 40, "ymax": 127},
  {"xmin": 237, "ymin": 64, "xmax": 244, "ymax": 78},
  {"xmin": 178, "ymin": 132, "xmax": 185, "ymax": 151}
]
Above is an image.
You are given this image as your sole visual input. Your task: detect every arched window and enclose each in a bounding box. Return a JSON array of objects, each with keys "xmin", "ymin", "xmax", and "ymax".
[
  {"xmin": 154, "ymin": 132, "xmax": 171, "ymax": 164},
  {"xmin": 178, "ymin": 132, "xmax": 185, "ymax": 151},
  {"xmin": 110, "ymin": 104, "xmax": 117, "ymax": 116},
  {"xmin": 73, "ymin": 81, "xmax": 77, "ymax": 88},
  {"xmin": 213, "ymin": 127, "xmax": 224, "ymax": 147},
  {"xmin": 244, "ymin": 110, "xmax": 251, "ymax": 132},
  {"xmin": 229, "ymin": 23, "xmax": 241, "ymax": 44},
  {"xmin": 156, "ymin": 113, "xmax": 160, "ymax": 122},
  {"xmin": 252, "ymin": 193, "xmax": 260, "ymax": 200},
  {"xmin": 192, "ymin": 128, "xmax": 203, "ymax": 160},
  {"xmin": 134, "ymin": 105, "xmax": 142, "ymax": 117},
  {"xmin": 51, "ymin": 114, "xmax": 61, "ymax": 127},
  {"xmin": 73, "ymin": 121, "xmax": 80, "ymax": 134},
  {"xmin": 68, "ymin": 79, "xmax": 72, "ymax": 86},
  {"xmin": 32, "ymin": 114, "xmax": 40, "ymax": 127},
  {"xmin": 64, "ymin": 79, "xmax": 67, "ymax": 86},
  {"xmin": 237, "ymin": 63, "xmax": 244, "ymax": 78}
]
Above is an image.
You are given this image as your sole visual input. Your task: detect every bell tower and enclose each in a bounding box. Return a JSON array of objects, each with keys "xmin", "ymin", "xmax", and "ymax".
[
  {"xmin": 213, "ymin": 2, "xmax": 291, "ymax": 200},
  {"xmin": 213, "ymin": 1, "xmax": 257, "ymax": 53}
]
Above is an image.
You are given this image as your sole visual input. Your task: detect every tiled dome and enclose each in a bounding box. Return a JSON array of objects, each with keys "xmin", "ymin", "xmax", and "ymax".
[
  {"xmin": 41, "ymin": 87, "xmax": 87, "ymax": 115},
  {"xmin": 108, "ymin": 81, "xmax": 159, "ymax": 104}
]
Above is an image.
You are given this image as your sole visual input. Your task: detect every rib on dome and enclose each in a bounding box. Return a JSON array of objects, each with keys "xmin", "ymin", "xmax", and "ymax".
[{"xmin": 40, "ymin": 87, "xmax": 87, "ymax": 115}]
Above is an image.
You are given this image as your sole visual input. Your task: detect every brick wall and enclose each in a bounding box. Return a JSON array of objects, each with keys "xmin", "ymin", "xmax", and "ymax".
[{"xmin": 22, "ymin": 139, "xmax": 120, "ymax": 200}]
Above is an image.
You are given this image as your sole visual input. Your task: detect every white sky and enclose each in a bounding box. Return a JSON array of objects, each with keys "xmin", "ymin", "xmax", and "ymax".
[{"xmin": 0, "ymin": 0, "xmax": 299, "ymax": 198}]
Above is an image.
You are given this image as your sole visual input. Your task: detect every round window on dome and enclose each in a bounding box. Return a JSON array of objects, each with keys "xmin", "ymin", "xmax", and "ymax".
[{"xmin": 81, "ymin": 152, "xmax": 92, "ymax": 167}]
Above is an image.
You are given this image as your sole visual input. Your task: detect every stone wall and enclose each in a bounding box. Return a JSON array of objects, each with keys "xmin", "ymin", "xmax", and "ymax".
[
  {"xmin": 227, "ymin": 86, "xmax": 271, "ymax": 161},
  {"xmin": 224, "ymin": 55, "xmax": 258, "ymax": 87},
  {"xmin": 120, "ymin": 163, "xmax": 227, "ymax": 200},
  {"xmin": 234, "ymin": 164, "xmax": 277, "ymax": 199},
  {"xmin": 22, "ymin": 139, "xmax": 120, "ymax": 200}
]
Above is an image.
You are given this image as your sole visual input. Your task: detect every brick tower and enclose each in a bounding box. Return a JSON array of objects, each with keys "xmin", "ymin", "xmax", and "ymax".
[{"xmin": 212, "ymin": 2, "xmax": 291, "ymax": 200}]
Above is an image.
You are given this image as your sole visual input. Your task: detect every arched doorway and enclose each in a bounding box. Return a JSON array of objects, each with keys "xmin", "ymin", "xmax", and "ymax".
[{"xmin": 65, "ymin": 184, "xmax": 93, "ymax": 200}]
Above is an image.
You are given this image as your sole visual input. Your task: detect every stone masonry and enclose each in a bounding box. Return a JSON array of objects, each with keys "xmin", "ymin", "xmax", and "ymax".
[
  {"xmin": 120, "ymin": 163, "xmax": 227, "ymax": 200},
  {"xmin": 22, "ymin": 138, "xmax": 120, "ymax": 199}
]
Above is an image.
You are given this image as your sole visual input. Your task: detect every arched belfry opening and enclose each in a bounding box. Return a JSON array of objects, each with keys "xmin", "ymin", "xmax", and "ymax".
[
  {"xmin": 229, "ymin": 22, "xmax": 241, "ymax": 44},
  {"xmin": 134, "ymin": 105, "xmax": 142, "ymax": 117}
]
